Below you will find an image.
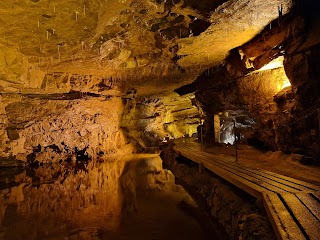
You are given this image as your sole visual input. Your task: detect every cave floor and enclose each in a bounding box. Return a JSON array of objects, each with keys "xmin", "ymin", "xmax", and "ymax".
[{"xmin": 174, "ymin": 138, "xmax": 320, "ymax": 186}]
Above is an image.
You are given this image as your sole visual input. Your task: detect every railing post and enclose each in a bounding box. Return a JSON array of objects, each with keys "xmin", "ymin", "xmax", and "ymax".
[
  {"xmin": 317, "ymin": 108, "xmax": 320, "ymax": 141},
  {"xmin": 234, "ymin": 120, "xmax": 238, "ymax": 162},
  {"xmin": 200, "ymin": 124, "xmax": 203, "ymax": 151}
]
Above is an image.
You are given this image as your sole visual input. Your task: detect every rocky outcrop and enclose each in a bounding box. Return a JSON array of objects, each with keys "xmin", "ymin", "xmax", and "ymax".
[
  {"xmin": 0, "ymin": 94, "xmax": 135, "ymax": 164},
  {"xmin": 0, "ymin": 0, "xmax": 319, "ymax": 163},
  {"xmin": 173, "ymin": 3, "xmax": 320, "ymax": 161},
  {"xmin": 238, "ymin": 10, "xmax": 320, "ymax": 159},
  {"xmin": 0, "ymin": 0, "xmax": 297, "ymax": 97},
  {"xmin": 121, "ymin": 92, "xmax": 201, "ymax": 149}
]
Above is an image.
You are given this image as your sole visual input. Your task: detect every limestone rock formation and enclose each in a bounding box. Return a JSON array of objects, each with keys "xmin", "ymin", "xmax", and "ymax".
[
  {"xmin": 0, "ymin": 0, "xmax": 319, "ymax": 162},
  {"xmin": 121, "ymin": 93, "xmax": 200, "ymax": 148},
  {"xmin": 1, "ymin": 95, "xmax": 135, "ymax": 163},
  {"xmin": 1, "ymin": 1, "xmax": 320, "ymax": 239}
]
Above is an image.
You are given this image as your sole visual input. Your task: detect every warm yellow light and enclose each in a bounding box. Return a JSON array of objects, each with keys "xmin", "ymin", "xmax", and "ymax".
[
  {"xmin": 259, "ymin": 56, "xmax": 284, "ymax": 71},
  {"xmin": 277, "ymin": 76, "xmax": 291, "ymax": 91},
  {"xmin": 256, "ymin": 56, "xmax": 291, "ymax": 92}
]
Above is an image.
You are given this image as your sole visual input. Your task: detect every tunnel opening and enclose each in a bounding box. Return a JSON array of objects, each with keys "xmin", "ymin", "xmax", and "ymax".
[{"xmin": 212, "ymin": 111, "xmax": 255, "ymax": 145}]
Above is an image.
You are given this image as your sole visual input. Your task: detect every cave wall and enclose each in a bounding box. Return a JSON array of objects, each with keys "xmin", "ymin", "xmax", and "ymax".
[
  {"xmin": 183, "ymin": 6, "xmax": 320, "ymax": 160},
  {"xmin": 280, "ymin": 44, "xmax": 320, "ymax": 158},
  {"xmin": 0, "ymin": 45, "xmax": 46, "ymax": 93},
  {"xmin": 238, "ymin": 12, "xmax": 320, "ymax": 158},
  {"xmin": 236, "ymin": 67, "xmax": 293, "ymax": 150},
  {"xmin": 0, "ymin": 0, "xmax": 319, "ymax": 162},
  {"xmin": 0, "ymin": 94, "xmax": 135, "ymax": 164},
  {"xmin": 121, "ymin": 93, "xmax": 200, "ymax": 149}
]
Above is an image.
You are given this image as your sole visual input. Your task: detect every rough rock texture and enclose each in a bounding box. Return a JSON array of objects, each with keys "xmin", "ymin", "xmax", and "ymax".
[
  {"xmin": 178, "ymin": 0, "xmax": 292, "ymax": 67},
  {"xmin": 236, "ymin": 67, "xmax": 293, "ymax": 150},
  {"xmin": 161, "ymin": 146, "xmax": 275, "ymax": 240},
  {"xmin": 0, "ymin": 95, "xmax": 134, "ymax": 163},
  {"xmin": 174, "ymin": 3, "xmax": 320, "ymax": 161},
  {"xmin": 0, "ymin": 0, "xmax": 291, "ymax": 76},
  {"xmin": 0, "ymin": 0, "xmax": 319, "ymax": 238},
  {"xmin": 121, "ymin": 93, "xmax": 201, "ymax": 148},
  {"xmin": 0, "ymin": 0, "xmax": 319, "ymax": 163},
  {"xmin": 0, "ymin": 0, "xmax": 295, "ymax": 97}
]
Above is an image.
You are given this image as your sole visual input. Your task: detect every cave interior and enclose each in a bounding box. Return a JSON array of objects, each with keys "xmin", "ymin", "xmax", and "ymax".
[
  {"xmin": 0, "ymin": 0, "xmax": 319, "ymax": 164},
  {"xmin": 0, "ymin": 0, "xmax": 320, "ymax": 238}
]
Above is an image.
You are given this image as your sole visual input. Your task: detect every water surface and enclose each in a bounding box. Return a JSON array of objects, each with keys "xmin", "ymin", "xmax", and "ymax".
[{"xmin": 0, "ymin": 155, "xmax": 222, "ymax": 240}]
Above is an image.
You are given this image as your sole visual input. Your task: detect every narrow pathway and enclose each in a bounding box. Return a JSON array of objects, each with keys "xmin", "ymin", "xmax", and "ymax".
[{"xmin": 173, "ymin": 140, "xmax": 320, "ymax": 240}]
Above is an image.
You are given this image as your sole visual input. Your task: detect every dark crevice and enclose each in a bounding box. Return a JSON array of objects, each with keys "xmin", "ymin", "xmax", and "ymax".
[
  {"xmin": 20, "ymin": 91, "xmax": 112, "ymax": 100},
  {"xmin": 189, "ymin": 19, "xmax": 211, "ymax": 36},
  {"xmin": 181, "ymin": 0, "xmax": 229, "ymax": 16}
]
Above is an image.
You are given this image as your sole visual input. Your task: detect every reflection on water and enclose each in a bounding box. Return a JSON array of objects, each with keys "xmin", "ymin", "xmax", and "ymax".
[{"xmin": 0, "ymin": 155, "xmax": 221, "ymax": 240}]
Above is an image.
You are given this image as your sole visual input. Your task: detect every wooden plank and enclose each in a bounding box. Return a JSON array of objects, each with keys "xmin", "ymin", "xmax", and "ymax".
[
  {"xmin": 182, "ymin": 145, "xmax": 320, "ymax": 192},
  {"xmin": 175, "ymin": 144, "xmax": 320, "ymax": 240},
  {"xmin": 204, "ymin": 160, "xmax": 276, "ymax": 192},
  {"xmin": 219, "ymin": 164, "xmax": 304, "ymax": 192},
  {"xmin": 196, "ymin": 150, "xmax": 317, "ymax": 192},
  {"xmin": 178, "ymin": 150, "xmax": 271, "ymax": 198},
  {"xmin": 262, "ymin": 193, "xmax": 305, "ymax": 240},
  {"xmin": 312, "ymin": 192, "xmax": 320, "ymax": 201},
  {"xmin": 177, "ymin": 145, "xmax": 320, "ymax": 192},
  {"xmin": 201, "ymin": 160, "xmax": 265, "ymax": 199},
  {"xmin": 178, "ymin": 144, "xmax": 320, "ymax": 192},
  {"xmin": 259, "ymin": 170, "xmax": 320, "ymax": 192},
  {"xmin": 281, "ymin": 193, "xmax": 320, "ymax": 240},
  {"xmin": 179, "ymin": 148, "xmax": 292, "ymax": 193},
  {"xmin": 200, "ymin": 146, "xmax": 320, "ymax": 192},
  {"xmin": 178, "ymin": 146, "xmax": 319, "ymax": 196},
  {"xmin": 177, "ymin": 148, "xmax": 266, "ymax": 198},
  {"xmin": 197, "ymin": 156, "xmax": 292, "ymax": 192},
  {"xmin": 197, "ymin": 155, "xmax": 301, "ymax": 193},
  {"xmin": 296, "ymin": 193, "xmax": 320, "ymax": 222},
  {"xmin": 173, "ymin": 146, "xmax": 181, "ymax": 155}
]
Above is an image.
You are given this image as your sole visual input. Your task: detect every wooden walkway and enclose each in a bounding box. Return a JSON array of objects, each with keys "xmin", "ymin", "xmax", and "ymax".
[{"xmin": 173, "ymin": 143, "xmax": 320, "ymax": 240}]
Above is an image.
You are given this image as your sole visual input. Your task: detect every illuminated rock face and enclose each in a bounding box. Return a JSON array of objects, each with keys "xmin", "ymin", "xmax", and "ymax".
[
  {"xmin": 0, "ymin": 0, "xmax": 319, "ymax": 162},
  {"xmin": 182, "ymin": 6, "xmax": 320, "ymax": 159},
  {"xmin": 0, "ymin": 0, "xmax": 294, "ymax": 93},
  {"xmin": 0, "ymin": 96, "xmax": 135, "ymax": 162},
  {"xmin": 121, "ymin": 93, "xmax": 200, "ymax": 149}
]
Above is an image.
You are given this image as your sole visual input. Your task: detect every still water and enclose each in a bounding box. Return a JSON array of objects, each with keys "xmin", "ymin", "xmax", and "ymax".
[{"xmin": 0, "ymin": 155, "xmax": 222, "ymax": 240}]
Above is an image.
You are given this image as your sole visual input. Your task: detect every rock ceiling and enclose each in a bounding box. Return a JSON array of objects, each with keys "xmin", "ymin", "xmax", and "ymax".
[{"xmin": 0, "ymin": 0, "xmax": 292, "ymax": 95}]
